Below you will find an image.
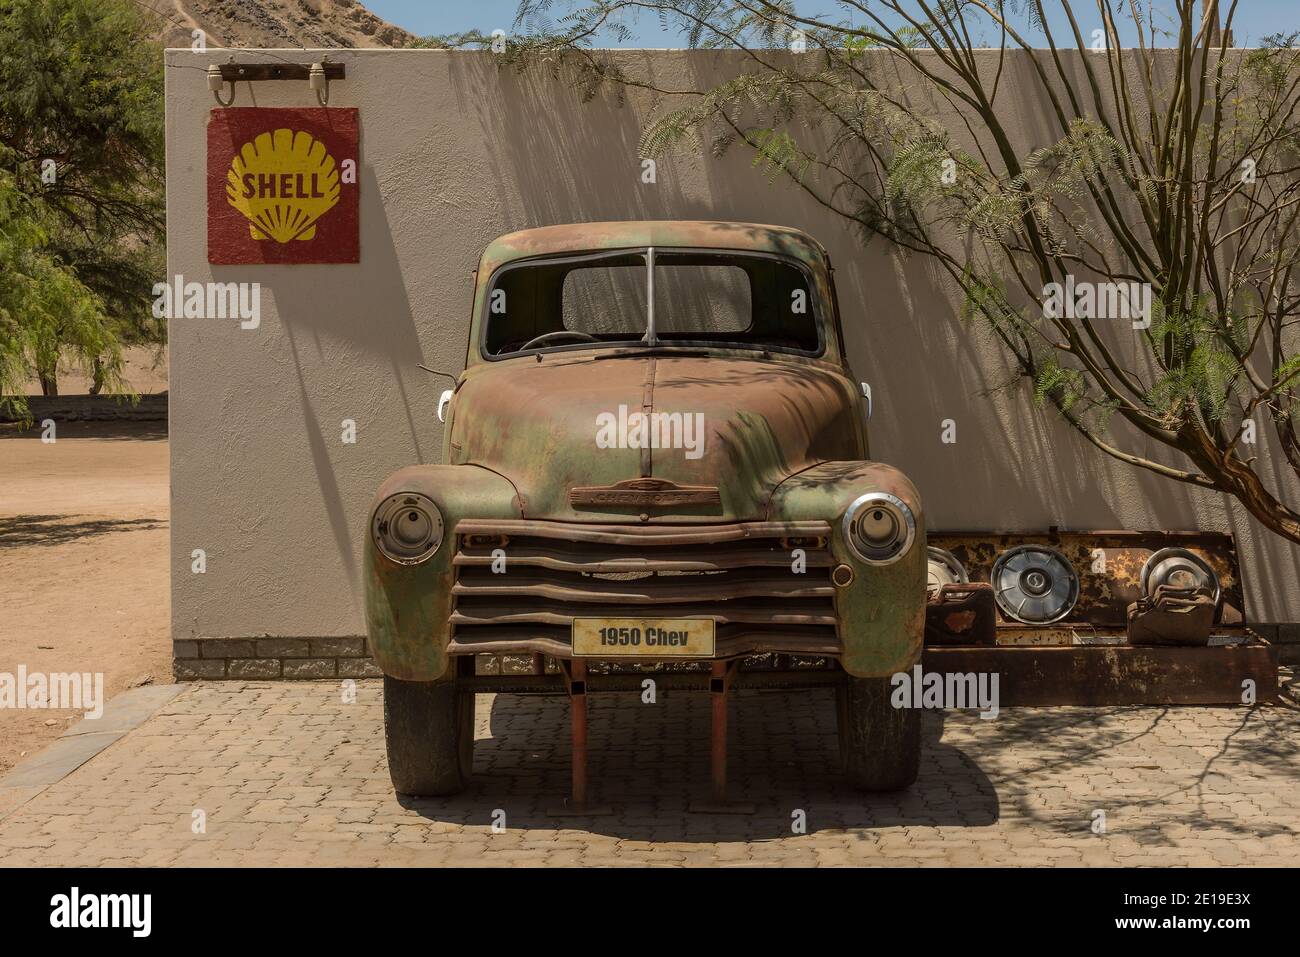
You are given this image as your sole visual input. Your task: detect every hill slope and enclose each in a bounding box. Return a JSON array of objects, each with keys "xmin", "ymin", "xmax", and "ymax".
[{"xmin": 143, "ymin": 0, "xmax": 414, "ymax": 49}]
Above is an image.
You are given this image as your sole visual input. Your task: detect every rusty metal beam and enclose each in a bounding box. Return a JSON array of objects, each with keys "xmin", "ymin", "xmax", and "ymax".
[
  {"xmin": 466, "ymin": 643, "xmax": 1278, "ymax": 706},
  {"xmin": 462, "ymin": 668, "xmax": 843, "ymax": 694},
  {"xmin": 544, "ymin": 659, "xmax": 612, "ymax": 816},
  {"xmin": 568, "ymin": 660, "xmax": 587, "ymax": 808},
  {"xmin": 921, "ymin": 642, "xmax": 1278, "ymax": 706},
  {"xmin": 691, "ymin": 660, "xmax": 754, "ymax": 813},
  {"xmin": 710, "ymin": 661, "xmax": 731, "ymax": 801},
  {"xmin": 217, "ymin": 63, "xmax": 345, "ymax": 82}
]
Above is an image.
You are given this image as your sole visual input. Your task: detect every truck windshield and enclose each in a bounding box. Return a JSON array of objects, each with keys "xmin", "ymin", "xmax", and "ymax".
[{"xmin": 481, "ymin": 248, "xmax": 822, "ymax": 358}]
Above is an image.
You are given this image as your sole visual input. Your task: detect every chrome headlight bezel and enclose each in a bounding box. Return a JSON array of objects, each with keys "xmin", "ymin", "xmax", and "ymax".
[
  {"xmin": 842, "ymin": 491, "xmax": 916, "ymax": 566},
  {"xmin": 372, "ymin": 492, "xmax": 444, "ymax": 565}
]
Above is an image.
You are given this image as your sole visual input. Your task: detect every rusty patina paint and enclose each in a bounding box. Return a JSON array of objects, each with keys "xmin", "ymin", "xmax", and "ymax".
[
  {"xmin": 769, "ymin": 462, "xmax": 927, "ymax": 677},
  {"xmin": 365, "ymin": 221, "xmax": 924, "ymax": 681},
  {"xmin": 365, "ymin": 464, "xmax": 521, "ymax": 681},
  {"xmin": 448, "ymin": 353, "xmax": 866, "ymax": 522},
  {"xmin": 930, "ymin": 530, "xmax": 1246, "ymax": 636}
]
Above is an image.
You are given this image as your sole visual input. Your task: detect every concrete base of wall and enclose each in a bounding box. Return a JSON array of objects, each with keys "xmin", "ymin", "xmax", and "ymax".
[
  {"xmin": 174, "ymin": 626, "xmax": 1300, "ymax": 679},
  {"xmin": 1, "ymin": 394, "xmax": 168, "ymax": 422},
  {"xmin": 173, "ymin": 637, "xmax": 381, "ymax": 680}
]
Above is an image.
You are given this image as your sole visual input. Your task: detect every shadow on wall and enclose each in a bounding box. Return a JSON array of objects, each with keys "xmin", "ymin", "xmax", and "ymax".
[
  {"xmin": 228, "ymin": 163, "xmax": 432, "ymax": 611},
  {"xmin": 447, "ymin": 51, "xmax": 1299, "ymax": 619}
]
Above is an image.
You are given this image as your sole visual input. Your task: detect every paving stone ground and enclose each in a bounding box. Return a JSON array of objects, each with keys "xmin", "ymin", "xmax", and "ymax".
[{"xmin": 0, "ymin": 680, "xmax": 1297, "ymax": 866}]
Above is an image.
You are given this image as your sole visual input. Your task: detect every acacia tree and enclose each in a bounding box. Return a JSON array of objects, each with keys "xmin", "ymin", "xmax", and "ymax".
[
  {"xmin": 489, "ymin": 0, "xmax": 1300, "ymax": 544},
  {"xmin": 0, "ymin": 172, "xmax": 110, "ymax": 420},
  {"xmin": 0, "ymin": 0, "xmax": 164, "ymax": 402}
]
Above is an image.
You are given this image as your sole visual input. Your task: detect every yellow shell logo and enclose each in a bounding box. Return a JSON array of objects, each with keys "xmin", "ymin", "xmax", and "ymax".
[{"xmin": 225, "ymin": 128, "xmax": 340, "ymax": 243}]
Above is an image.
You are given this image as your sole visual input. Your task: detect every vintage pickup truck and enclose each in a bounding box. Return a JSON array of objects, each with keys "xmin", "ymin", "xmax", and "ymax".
[{"xmin": 365, "ymin": 221, "xmax": 927, "ymax": 799}]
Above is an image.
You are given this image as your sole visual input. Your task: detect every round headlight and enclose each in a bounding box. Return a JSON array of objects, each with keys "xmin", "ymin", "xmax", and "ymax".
[
  {"xmin": 843, "ymin": 492, "xmax": 915, "ymax": 565},
  {"xmin": 373, "ymin": 492, "xmax": 443, "ymax": 564}
]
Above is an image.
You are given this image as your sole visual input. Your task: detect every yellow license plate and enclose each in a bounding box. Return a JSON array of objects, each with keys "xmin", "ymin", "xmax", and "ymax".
[{"xmin": 571, "ymin": 618, "xmax": 716, "ymax": 657}]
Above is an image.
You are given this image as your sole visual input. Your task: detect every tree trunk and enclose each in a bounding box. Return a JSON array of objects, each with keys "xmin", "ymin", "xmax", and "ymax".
[
  {"xmin": 38, "ymin": 369, "xmax": 58, "ymax": 397},
  {"xmin": 1201, "ymin": 0, "xmax": 1222, "ymax": 46},
  {"xmin": 90, "ymin": 355, "xmax": 104, "ymax": 396},
  {"xmin": 1179, "ymin": 421, "xmax": 1300, "ymax": 545}
]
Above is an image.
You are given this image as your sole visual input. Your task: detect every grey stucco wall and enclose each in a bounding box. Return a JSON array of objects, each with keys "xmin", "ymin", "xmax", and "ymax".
[{"xmin": 165, "ymin": 47, "xmax": 1299, "ymax": 659}]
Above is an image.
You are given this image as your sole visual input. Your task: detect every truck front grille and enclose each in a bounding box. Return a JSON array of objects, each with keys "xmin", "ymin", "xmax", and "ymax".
[{"xmin": 447, "ymin": 519, "xmax": 840, "ymax": 659}]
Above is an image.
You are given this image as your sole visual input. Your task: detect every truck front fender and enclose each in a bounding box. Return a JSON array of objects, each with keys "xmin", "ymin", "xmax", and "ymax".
[
  {"xmin": 364, "ymin": 464, "xmax": 521, "ymax": 681},
  {"xmin": 768, "ymin": 461, "xmax": 927, "ymax": 678}
]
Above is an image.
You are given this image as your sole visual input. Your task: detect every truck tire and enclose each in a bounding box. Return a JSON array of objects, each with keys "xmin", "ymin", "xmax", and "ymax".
[
  {"xmin": 383, "ymin": 673, "xmax": 474, "ymax": 796},
  {"xmin": 837, "ymin": 674, "xmax": 921, "ymax": 791}
]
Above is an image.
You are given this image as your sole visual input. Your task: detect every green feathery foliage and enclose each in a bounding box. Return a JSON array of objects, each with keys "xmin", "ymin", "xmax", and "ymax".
[
  {"xmin": 0, "ymin": 171, "xmax": 115, "ymax": 421},
  {"xmin": 0, "ymin": 0, "xmax": 164, "ymax": 400},
  {"xmin": 499, "ymin": 0, "xmax": 1300, "ymax": 541}
]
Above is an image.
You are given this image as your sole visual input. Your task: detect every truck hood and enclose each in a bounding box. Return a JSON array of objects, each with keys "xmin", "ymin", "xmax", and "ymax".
[{"xmin": 447, "ymin": 353, "xmax": 865, "ymax": 522}]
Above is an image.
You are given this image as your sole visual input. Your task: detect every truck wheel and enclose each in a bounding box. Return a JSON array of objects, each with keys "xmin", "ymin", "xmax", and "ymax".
[
  {"xmin": 383, "ymin": 673, "xmax": 474, "ymax": 796},
  {"xmin": 837, "ymin": 674, "xmax": 920, "ymax": 791}
]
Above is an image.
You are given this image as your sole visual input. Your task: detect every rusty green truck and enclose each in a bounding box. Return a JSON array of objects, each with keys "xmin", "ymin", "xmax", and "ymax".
[{"xmin": 365, "ymin": 221, "xmax": 927, "ymax": 799}]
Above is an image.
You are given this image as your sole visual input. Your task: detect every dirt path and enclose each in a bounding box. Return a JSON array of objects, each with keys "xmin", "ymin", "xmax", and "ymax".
[{"xmin": 0, "ymin": 422, "xmax": 170, "ymax": 775}]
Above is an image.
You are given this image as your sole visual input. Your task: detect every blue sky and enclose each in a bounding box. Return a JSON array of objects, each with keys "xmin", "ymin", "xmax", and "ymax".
[{"xmin": 369, "ymin": 1, "xmax": 1299, "ymax": 48}]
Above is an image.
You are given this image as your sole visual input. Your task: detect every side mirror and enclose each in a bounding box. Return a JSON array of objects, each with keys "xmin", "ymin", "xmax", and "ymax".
[{"xmin": 437, "ymin": 389, "xmax": 453, "ymax": 423}]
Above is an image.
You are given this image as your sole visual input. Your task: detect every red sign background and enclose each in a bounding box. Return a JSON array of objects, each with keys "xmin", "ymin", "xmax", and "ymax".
[{"xmin": 207, "ymin": 107, "xmax": 359, "ymax": 265}]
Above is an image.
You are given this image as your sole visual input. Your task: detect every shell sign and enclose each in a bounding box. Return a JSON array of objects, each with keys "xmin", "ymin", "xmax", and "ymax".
[{"xmin": 207, "ymin": 108, "xmax": 359, "ymax": 264}]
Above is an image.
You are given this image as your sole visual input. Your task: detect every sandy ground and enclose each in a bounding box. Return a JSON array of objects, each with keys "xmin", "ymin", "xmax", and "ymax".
[
  {"xmin": 20, "ymin": 346, "xmax": 168, "ymax": 397},
  {"xmin": 0, "ymin": 421, "xmax": 170, "ymax": 775}
]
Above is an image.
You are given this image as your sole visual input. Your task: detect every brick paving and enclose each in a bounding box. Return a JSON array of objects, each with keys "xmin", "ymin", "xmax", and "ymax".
[{"xmin": 0, "ymin": 680, "xmax": 1297, "ymax": 866}]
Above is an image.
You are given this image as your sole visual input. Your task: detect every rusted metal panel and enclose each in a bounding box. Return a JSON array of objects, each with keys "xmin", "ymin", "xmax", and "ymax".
[
  {"xmin": 449, "ymin": 354, "xmax": 866, "ymax": 523},
  {"xmin": 929, "ymin": 530, "xmax": 1246, "ymax": 632},
  {"xmin": 922, "ymin": 640, "xmax": 1278, "ymax": 705}
]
